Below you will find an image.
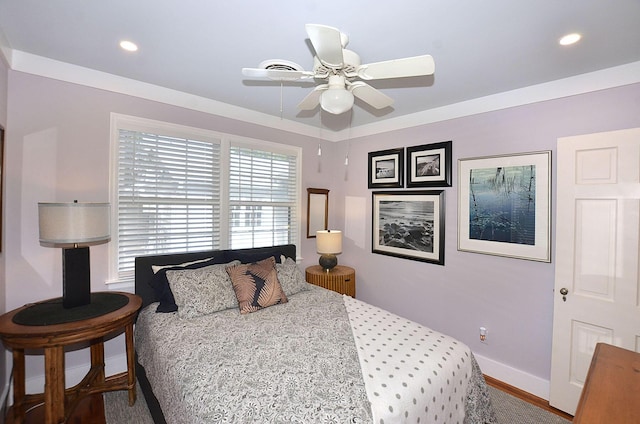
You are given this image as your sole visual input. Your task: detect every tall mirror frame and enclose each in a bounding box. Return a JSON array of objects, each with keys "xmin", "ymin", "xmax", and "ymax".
[{"xmin": 307, "ymin": 188, "xmax": 329, "ymax": 238}]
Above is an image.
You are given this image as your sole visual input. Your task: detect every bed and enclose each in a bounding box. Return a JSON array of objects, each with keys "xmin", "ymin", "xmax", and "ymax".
[{"xmin": 134, "ymin": 244, "xmax": 497, "ymax": 423}]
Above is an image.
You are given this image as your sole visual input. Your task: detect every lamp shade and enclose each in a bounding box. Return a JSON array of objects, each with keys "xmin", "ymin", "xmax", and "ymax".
[
  {"xmin": 316, "ymin": 230, "xmax": 342, "ymax": 254},
  {"xmin": 38, "ymin": 202, "xmax": 110, "ymax": 245}
]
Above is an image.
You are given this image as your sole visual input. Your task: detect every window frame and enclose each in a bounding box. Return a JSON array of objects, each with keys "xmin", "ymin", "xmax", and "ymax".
[{"xmin": 108, "ymin": 113, "xmax": 301, "ymax": 287}]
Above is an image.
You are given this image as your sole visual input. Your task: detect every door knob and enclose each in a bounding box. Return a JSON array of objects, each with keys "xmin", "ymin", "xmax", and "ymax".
[{"xmin": 559, "ymin": 288, "xmax": 568, "ymax": 302}]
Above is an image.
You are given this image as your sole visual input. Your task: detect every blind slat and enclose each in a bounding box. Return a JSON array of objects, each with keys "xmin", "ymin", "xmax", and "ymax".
[
  {"xmin": 117, "ymin": 129, "xmax": 221, "ymax": 277},
  {"xmin": 114, "ymin": 127, "xmax": 299, "ymax": 280}
]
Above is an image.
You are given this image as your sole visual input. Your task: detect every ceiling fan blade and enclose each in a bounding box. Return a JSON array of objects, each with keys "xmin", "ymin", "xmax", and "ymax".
[
  {"xmin": 305, "ymin": 24, "xmax": 344, "ymax": 69},
  {"xmin": 242, "ymin": 67, "xmax": 312, "ymax": 80},
  {"xmin": 349, "ymin": 82, "xmax": 394, "ymax": 109},
  {"xmin": 356, "ymin": 55, "xmax": 435, "ymax": 80},
  {"xmin": 297, "ymin": 84, "xmax": 328, "ymax": 110}
]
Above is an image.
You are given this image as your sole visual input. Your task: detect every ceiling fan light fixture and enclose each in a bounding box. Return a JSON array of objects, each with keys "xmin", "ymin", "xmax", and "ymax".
[{"xmin": 320, "ymin": 88, "xmax": 354, "ymax": 114}]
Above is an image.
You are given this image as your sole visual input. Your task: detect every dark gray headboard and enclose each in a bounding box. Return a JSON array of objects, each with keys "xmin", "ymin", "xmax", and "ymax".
[{"xmin": 134, "ymin": 244, "xmax": 296, "ymax": 309}]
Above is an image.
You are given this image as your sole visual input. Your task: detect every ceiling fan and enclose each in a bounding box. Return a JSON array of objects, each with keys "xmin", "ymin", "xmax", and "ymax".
[{"xmin": 242, "ymin": 24, "xmax": 435, "ymax": 115}]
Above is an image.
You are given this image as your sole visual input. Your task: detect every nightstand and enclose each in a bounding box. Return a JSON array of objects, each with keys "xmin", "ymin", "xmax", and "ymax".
[
  {"xmin": 0, "ymin": 291, "xmax": 142, "ymax": 424},
  {"xmin": 306, "ymin": 265, "xmax": 356, "ymax": 297}
]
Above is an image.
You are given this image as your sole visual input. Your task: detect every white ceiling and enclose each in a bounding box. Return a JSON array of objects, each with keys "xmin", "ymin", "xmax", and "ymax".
[{"xmin": 1, "ymin": 0, "xmax": 639, "ymax": 136}]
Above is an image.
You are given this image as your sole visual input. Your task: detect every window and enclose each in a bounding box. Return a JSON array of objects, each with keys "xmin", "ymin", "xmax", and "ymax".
[
  {"xmin": 110, "ymin": 115, "xmax": 300, "ymax": 285},
  {"xmin": 229, "ymin": 144, "xmax": 298, "ymax": 248}
]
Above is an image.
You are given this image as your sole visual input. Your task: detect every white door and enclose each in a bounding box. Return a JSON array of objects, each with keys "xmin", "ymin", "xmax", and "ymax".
[{"xmin": 549, "ymin": 128, "xmax": 640, "ymax": 414}]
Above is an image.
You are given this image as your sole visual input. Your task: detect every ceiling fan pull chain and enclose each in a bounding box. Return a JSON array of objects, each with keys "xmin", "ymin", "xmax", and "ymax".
[{"xmin": 280, "ymin": 81, "xmax": 284, "ymax": 119}]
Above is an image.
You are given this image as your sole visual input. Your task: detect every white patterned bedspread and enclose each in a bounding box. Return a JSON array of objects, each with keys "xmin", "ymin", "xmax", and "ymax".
[
  {"xmin": 345, "ymin": 295, "xmax": 471, "ymax": 423},
  {"xmin": 135, "ymin": 285, "xmax": 496, "ymax": 423}
]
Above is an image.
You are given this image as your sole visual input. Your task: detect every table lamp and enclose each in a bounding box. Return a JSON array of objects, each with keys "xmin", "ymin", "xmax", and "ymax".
[
  {"xmin": 316, "ymin": 230, "xmax": 342, "ymax": 272},
  {"xmin": 38, "ymin": 201, "xmax": 110, "ymax": 308}
]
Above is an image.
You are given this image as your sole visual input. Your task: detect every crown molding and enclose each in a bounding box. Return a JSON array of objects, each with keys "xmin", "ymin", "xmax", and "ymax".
[
  {"xmin": 339, "ymin": 61, "xmax": 640, "ymax": 141},
  {"xmin": 6, "ymin": 48, "xmax": 640, "ymax": 143},
  {"xmin": 8, "ymin": 49, "xmax": 331, "ymax": 140}
]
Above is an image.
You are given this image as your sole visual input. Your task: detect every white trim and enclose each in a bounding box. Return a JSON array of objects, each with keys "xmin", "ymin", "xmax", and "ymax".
[
  {"xmin": 24, "ymin": 353, "xmax": 128, "ymax": 395},
  {"xmin": 108, "ymin": 113, "xmax": 302, "ymax": 283},
  {"xmin": 10, "ymin": 50, "xmax": 326, "ymax": 140},
  {"xmin": 6, "ymin": 48, "xmax": 639, "ymax": 142},
  {"xmin": 474, "ymin": 353, "xmax": 550, "ymax": 400},
  {"xmin": 0, "ymin": 28, "xmax": 11, "ymax": 68},
  {"xmin": 341, "ymin": 61, "xmax": 640, "ymax": 140}
]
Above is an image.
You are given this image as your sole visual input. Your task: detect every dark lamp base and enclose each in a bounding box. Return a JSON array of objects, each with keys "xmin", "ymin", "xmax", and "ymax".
[
  {"xmin": 63, "ymin": 246, "xmax": 91, "ymax": 309},
  {"xmin": 319, "ymin": 254, "xmax": 338, "ymax": 272}
]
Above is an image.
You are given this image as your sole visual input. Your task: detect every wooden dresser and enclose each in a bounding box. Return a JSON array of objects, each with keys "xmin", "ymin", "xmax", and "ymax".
[{"xmin": 573, "ymin": 343, "xmax": 640, "ymax": 423}]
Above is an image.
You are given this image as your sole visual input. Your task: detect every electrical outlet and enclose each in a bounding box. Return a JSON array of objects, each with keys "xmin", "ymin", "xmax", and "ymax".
[{"xmin": 479, "ymin": 327, "xmax": 488, "ymax": 343}]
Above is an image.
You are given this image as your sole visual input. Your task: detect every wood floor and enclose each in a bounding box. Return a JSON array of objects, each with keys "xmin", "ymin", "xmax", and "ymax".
[{"xmin": 484, "ymin": 375, "xmax": 574, "ymax": 422}]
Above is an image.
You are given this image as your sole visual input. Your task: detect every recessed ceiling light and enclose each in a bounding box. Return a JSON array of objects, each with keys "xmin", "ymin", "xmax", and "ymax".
[
  {"xmin": 559, "ymin": 33, "xmax": 581, "ymax": 46},
  {"xmin": 119, "ymin": 40, "xmax": 138, "ymax": 52}
]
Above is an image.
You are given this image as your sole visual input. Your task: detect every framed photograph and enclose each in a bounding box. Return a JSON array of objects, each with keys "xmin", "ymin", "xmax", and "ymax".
[
  {"xmin": 458, "ymin": 151, "xmax": 551, "ymax": 262},
  {"xmin": 372, "ymin": 190, "xmax": 445, "ymax": 265},
  {"xmin": 406, "ymin": 141, "xmax": 452, "ymax": 187},
  {"xmin": 368, "ymin": 148, "xmax": 404, "ymax": 188}
]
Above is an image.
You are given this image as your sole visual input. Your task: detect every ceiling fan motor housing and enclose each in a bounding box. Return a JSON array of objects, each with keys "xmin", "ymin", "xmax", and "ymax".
[{"xmin": 313, "ymin": 49, "xmax": 361, "ymax": 77}]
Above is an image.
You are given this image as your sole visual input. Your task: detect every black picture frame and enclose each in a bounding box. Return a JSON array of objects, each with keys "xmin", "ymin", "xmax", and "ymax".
[
  {"xmin": 372, "ymin": 190, "xmax": 445, "ymax": 265},
  {"xmin": 406, "ymin": 141, "xmax": 452, "ymax": 187},
  {"xmin": 368, "ymin": 148, "xmax": 404, "ymax": 188}
]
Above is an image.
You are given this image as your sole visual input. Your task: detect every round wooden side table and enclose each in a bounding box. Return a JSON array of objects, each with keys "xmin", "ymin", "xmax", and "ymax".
[
  {"xmin": 0, "ymin": 291, "xmax": 142, "ymax": 424},
  {"xmin": 305, "ymin": 264, "xmax": 356, "ymax": 297}
]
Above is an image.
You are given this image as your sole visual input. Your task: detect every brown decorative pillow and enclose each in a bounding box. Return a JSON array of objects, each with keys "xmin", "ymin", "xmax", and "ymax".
[{"xmin": 226, "ymin": 257, "xmax": 288, "ymax": 314}]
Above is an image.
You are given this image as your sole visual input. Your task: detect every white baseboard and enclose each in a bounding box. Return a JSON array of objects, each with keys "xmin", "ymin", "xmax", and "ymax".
[
  {"xmin": 24, "ymin": 353, "xmax": 128, "ymax": 395},
  {"xmin": 474, "ymin": 353, "xmax": 550, "ymax": 400}
]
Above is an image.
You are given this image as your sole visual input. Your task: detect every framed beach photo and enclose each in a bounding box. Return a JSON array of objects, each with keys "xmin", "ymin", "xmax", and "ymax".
[
  {"xmin": 368, "ymin": 148, "xmax": 404, "ymax": 188},
  {"xmin": 406, "ymin": 141, "xmax": 452, "ymax": 187},
  {"xmin": 372, "ymin": 190, "xmax": 445, "ymax": 265},
  {"xmin": 457, "ymin": 151, "xmax": 551, "ymax": 262}
]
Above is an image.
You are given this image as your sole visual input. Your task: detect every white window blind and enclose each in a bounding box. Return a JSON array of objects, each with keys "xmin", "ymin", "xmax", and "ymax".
[
  {"xmin": 228, "ymin": 145, "xmax": 298, "ymax": 249},
  {"xmin": 116, "ymin": 129, "xmax": 221, "ymax": 281}
]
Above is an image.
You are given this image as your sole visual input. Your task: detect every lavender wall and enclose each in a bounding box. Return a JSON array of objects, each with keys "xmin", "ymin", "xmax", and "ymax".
[
  {"xmin": 3, "ymin": 71, "xmax": 332, "ymax": 383},
  {"xmin": 3, "ymin": 67, "xmax": 640, "ymax": 394},
  {"xmin": 326, "ymin": 83, "xmax": 640, "ymax": 389}
]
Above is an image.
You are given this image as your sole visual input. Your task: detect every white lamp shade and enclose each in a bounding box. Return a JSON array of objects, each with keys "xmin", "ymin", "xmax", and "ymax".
[
  {"xmin": 38, "ymin": 202, "xmax": 111, "ymax": 245},
  {"xmin": 316, "ymin": 230, "xmax": 342, "ymax": 254}
]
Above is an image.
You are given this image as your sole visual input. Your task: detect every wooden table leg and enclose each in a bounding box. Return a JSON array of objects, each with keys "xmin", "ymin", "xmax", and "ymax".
[
  {"xmin": 12, "ymin": 349, "xmax": 25, "ymax": 423},
  {"xmin": 125, "ymin": 322, "xmax": 136, "ymax": 406},
  {"xmin": 90, "ymin": 338, "xmax": 106, "ymax": 383},
  {"xmin": 44, "ymin": 346, "xmax": 65, "ymax": 424}
]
